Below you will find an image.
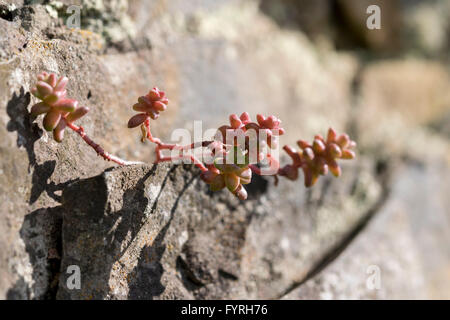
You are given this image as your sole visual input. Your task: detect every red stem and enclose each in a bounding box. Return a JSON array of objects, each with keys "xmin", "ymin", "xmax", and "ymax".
[
  {"xmin": 155, "ymin": 153, "xmax": 208, "ymax": 172},
  {"xmin": 144, "ymin": 119, "xmax": 210, "ymax": 172},
  {"xmin": 143, "ymin": 119, "xmax": 302, "ymax": 181},
  {"xmin": 65, "ymin": 120, "xmax": 139, "ymax": 166},
  {"xmin": 145, "ymin": 119, "xmax": 161, "ymax": 144}
]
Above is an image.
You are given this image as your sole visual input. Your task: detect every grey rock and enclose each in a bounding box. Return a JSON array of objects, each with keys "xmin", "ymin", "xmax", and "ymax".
[
  {"xmin": 0, "ymin": 0, "xmax": 359, "ymax": 299},
  {"xmin": 282, "ymin": 160, "xmax": 450, "ymax": 299},
  {"xmin": 2, "ymin": 0, "xmax": 449, "ymax": 300},
  {"xmin": 57, "ymin": 160, "xmax": 381, "ymax": 299}
]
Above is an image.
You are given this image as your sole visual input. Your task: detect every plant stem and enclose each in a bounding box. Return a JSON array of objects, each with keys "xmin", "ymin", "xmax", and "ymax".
[
  {"xmin": 65, "ymin": 120, "xmax": 140, "ymax": 166},
  {"xmin": 144, "ymin": 119, "xmax": 211, "ymax": 171},
  {"xmin": 249, "ymin": 154, "xmax": 280, "ymax": 176},
  {"xmin": 155, "ymin": 153, "xmax": 208, "ymax": 172}
]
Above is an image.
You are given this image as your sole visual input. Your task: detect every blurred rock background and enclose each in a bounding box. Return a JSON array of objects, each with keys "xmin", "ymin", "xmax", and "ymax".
[{"xmin": 0, "ymin": 0, "xmax": 448, "ymax": 299}]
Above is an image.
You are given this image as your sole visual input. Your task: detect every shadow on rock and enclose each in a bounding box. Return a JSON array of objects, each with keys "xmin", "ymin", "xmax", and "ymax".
[
  {"xmin": 59, "ymin": 165, "xmax": 198, "ymax": 299},
  {"xmin": 102, "ymin": 167, "xmax": 159, "ymax": 252},
  {"xmin": 28, "ymin": 160, "xmax": 79, "ymax": 204},
  {"xmin": 127, "ymin": 171, "xmax": 197, "ymax": 299},
  {"xmin": 6, "ymin": 88, "xmax": 78, "ymax": 204},
  {"xmin": 6, "ymin": 206, "xmax": 63, "ymax": 300},
  {"xmin": 6, "ymin": 87, "xmax": 41, "ymax": 169}
]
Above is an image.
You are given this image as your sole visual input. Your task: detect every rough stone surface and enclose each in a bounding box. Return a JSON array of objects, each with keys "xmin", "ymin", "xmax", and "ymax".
[
  {"xmin": 57, "ymin": 160, "xmax": 381, "ymax": 299},
  {"xmin": 0, "ymin": 0, "xmax": 359, "ymax": 299},
  {"xmin": 282, "ymin": 160, "xmax": 450, "ymax": 299},
  {"xmin": 1, "ymin": 0, "xmax": 449, "ymax": 300}
]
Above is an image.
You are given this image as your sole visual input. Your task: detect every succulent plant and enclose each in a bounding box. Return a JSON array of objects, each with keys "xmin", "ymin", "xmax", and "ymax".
[
  {"xmin": 280, "ymin": 128, "xmax": 356, "ymax": 187},
  {"xmin": 29, "ymin": 72, "xmax": 356, "ymax": 200},
  {"xmin": 128, "ymin": 87, "xmax": 169, "ymax": 128},
  {"xmin": 30, "ymin": 72, "xmax": 133, "ymax": 165},
  {"xmin": 126, "ymin": 86, "xmax": 356, "ymax": 199},
  {"xmin": 30, "ymin": 72, "xmax": 89, "ymax": 142},
  {"xmin": 200, "ymin": 162, "xmax": 252, "ymax": 200}
]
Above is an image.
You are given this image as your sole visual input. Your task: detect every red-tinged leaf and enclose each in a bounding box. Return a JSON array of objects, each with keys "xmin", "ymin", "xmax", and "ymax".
[
  {"xmin": 240, "ymin": 112, "xmax": 251, "ymax": 124},
  {"xmin": 297, "ymin": 139, "xmax": 310, "ymax": 149},
  {"xmin": 36, "ymin": 81, "xmax": 53, "ymax": 96},
  {"xmin": 127, "ymin": 113, "xmax": 148, "ymax": 128},
  {"xmin": 138, "ymin": 96, "xmax": 152, "ymax": 107},
  {"xmin": 240, "ymin": 176, "xmax": 251, "ymax": 185},
  {"xmin": 30, "ymin": 102, "xmax": 50, "ymax": 116},
  {"xmin": 66, "ymin": 106, "xmax": 89, "ymax": 123},
  {"xmin": 53, "ymin": 120, "xmax": 66, "ymax": 142},
  {"xmin": 256, "ymin": 114, "xmax": 265, "ymax": 125},
  {"xmin": 327, "ymin": 128, "xmax": 337, "ymax": 142},
  {"xmin": 303, "ymin": 147, "xmax": 315, "ymax": 161},
  {"xmin": 148, "ymin": 88, "xmax": 160, "ymax": 100},
  {"xmin": 43, "ymin": 91, "xmax": 65, "ymax": 105},
  {"xmin": 31, "ymin": 87, "xmax": 43, "ymax": 99},
  {"xmin": 341, "ymin": 149, "xmax": 356, "ymax": 159},
  {"xmin": 314, "ymin": 134, "xmax": 324, "ymax": 141},
  {"xmin": 328, "ymin": 142, "xmax": 342, "ymax": 158},
  {"xmin": 229, "ymin": 114, "xmax": 242, "ymax": 129},
  {"xmin": 313, "ymin": 139, "xmax": 326, "ymax": 153},
  {"xmin": 47, "ymin": 73, "xmax": 57, "ymax": 87},
  {"xmin": 237, "ymin": 167, "xmax": 252, "ymax": 184},
  {"xmin": 43, "ymin": 110, "xmax": 61, "ymax": 131},
  {"xmin": 55, "ymin": 76, "xmax": 68, "ymax": 91},
  {"xmin": 210, "ymin": 174, "xmax": 225, "ymax": 191},
  {"xmin": 53, "ymin": 99, "xmax": 78, "ymax": 112},
  {"xmin": 225, "ymin": 173, "xmax": 240, "ymax": 192},
  {"xmin": 316, "ymin": 158, "xmax": 329, "ymax": 175},
  {"xmin": 336, "ymin": 134, "xmax": 350, "ymax": 148},
  {"xmin": 37, "ymin": 72, "xmax": 48, "ymax": 81},
  {"xmin": 200, "ymin": 170, "xmax": 218, "ymax": 184},
  {"xmin": 148, "ymin": 109, "xmax": 159, "ymax": 120},
  {"xmin": 266, "ymin": 116, "xmax": 276, "ymax": 128},
  {"xmin": 133, "ymin": 103, "xmax": 148, "ymax": 112},
  {"xmin": 153, "ymin": 101, "xmax": 167, "ymax": 112},
  {"xmin": 302, "ymin": 166, "xmax": 318, "ymax": 187},
  {"xmin": 328, "ymin": 159, "xmax": 341, "ymax": 177},
  {"xmin": 275, "ymin": 127, "xmax": 285, "ymax": 136},
  {"xmin": 234, "ymin": 184, "xmax": 248, "ymax": 200},
  {"xmin": 283, "ymin": 145, "xmax": 297, "ymax": 157}
]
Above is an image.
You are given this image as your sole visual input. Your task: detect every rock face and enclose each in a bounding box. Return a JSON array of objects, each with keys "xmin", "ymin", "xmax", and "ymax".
[
  {"xmin": 283, "ymin": 160, "xmax": 450, "ymax": 299},
  {"xmin": 57, "ymin": 161, "xmax": 381, "ymax": 299},
  {"xmin": 1, "ymin": 0, "xmax": 450, "ymax": 300},
  {"xmin": 0, "ymin": 0, "xmax": 358, "ymax": 299}
]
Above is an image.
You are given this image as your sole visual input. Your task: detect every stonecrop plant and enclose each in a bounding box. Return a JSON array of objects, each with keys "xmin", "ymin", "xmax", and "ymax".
[{"xmin": 30, "ymin": 72, "xmax": 356, "ymax": 200}]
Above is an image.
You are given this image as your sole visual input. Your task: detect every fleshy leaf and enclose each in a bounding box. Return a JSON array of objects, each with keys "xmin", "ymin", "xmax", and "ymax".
[
  {"xmin": 30, "ymin": 102, "xmax": 51, "ymax": 116},
  {"xmin": 43, "ymin": 110, "xmax": 61, "ymax": 131},
  {"xmin": 127, "ymin": 113, "xmax": 148, "ymax": 128}
]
